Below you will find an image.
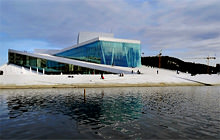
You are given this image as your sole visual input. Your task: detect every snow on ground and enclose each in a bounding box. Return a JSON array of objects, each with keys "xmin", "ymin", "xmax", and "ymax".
[{"xmin": 0, "ymin": 64, "xmax": 219, "ymax": 87}]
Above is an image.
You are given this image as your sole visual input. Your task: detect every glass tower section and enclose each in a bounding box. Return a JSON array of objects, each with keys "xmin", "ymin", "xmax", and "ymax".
[{"xmin": 55, "ymin": 40, "xmax": 141, "ymax": 67}]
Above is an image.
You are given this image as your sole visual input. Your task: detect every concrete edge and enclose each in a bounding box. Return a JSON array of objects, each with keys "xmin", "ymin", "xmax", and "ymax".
[{"xmin": 1, "ymin": 83, "xmax": 218, "ymax": 89}]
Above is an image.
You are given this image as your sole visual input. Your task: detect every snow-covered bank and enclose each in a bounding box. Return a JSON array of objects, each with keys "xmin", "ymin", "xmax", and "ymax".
[{"xmin": 0, "ymin": 64, "xmax": 219, "ymax": 88}]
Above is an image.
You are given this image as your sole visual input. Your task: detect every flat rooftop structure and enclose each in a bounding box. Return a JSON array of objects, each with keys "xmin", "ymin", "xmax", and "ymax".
[
  {"xmin": 77, "ymin": 32, "xmax": 114, "ymax": 44},
  {"xmin": 54, "ymin": 36, "xmax": 141, "ymax": 55}
]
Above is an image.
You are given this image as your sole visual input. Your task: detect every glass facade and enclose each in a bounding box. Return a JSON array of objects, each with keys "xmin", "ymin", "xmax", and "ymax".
[
  {"xmin": 8, "ymin": 52, "xmax": 112, "ymax": 74},
  {"xmin": 55, "ymin": 40, "xmax": 141, "ymax": 67}
]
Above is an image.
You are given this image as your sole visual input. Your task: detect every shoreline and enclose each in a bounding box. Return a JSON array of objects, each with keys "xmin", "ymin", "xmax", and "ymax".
[{"xmin": 0, "ymin": 83, "xmax": 219, "ymax": 89}]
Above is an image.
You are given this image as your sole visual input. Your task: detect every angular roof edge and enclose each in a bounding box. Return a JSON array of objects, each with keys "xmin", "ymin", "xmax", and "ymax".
[
  {"xmin": 8, "ymin": 49, "xmax": 132, "ymax": 74},
  {"xmin": 54, "ymin": 37, "xmax": 141, "ymax": 55}
]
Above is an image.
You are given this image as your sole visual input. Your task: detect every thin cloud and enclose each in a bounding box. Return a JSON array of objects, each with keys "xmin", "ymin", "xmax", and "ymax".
[{"xmin": 0, "ymin": 0, "xmax": 219, "ymax": 65}]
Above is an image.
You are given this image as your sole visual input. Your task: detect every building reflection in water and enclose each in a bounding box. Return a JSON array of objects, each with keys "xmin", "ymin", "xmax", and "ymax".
[
  {"xmin": 6, "ymin": 89, "xmax": 143, "ymax": 128},
  {"xmin": 3, "ymin": 87, "xmax": 220, "ymax": 139}
]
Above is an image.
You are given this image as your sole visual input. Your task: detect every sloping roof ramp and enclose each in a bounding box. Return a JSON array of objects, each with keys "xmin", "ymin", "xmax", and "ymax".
[{"xmin": 9, "ymin": 49, "xmax": 132, "ymax": 74}]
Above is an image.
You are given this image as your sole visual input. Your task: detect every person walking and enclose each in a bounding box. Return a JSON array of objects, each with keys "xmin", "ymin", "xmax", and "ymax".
[{"xmin": 101, "ymin": 73, "xmax": 104, "ymax": 79}]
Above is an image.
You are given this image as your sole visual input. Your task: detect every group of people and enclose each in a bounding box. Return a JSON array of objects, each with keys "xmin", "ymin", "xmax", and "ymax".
[
  {"xmin": 131, "ymin": 70, "xmax": 141, "ymax": 74},
  {"xmin": 100, "ymin": 69, "xmax": 144, "ymax": 79},
  {"xmin": 119, "ymin": 73, "xmax": 124, "ymax": 77}
]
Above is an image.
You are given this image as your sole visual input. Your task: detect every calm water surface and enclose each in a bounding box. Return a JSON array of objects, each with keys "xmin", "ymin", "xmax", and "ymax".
[{"xmin": 0, "ymin": 86, "xmax": 220, "ymax": 139}]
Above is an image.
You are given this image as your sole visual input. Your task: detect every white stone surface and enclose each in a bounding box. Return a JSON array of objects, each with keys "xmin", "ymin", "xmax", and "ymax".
[
  {"xmin": 0, "ymin": 64, "xmax": 39, "ymax": 75},
  {"xmin": 0, "ymin": 64, "xmax": 219, "ymax": 86}
]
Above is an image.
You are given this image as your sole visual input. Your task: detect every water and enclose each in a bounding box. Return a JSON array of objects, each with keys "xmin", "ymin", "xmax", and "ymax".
[{"xmin": 0, "ymin": 86, "xmax": 220, "ymax": 139}]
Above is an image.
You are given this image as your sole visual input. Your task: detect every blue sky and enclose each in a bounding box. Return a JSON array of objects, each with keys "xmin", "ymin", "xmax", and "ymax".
[{"xmin": 0, "ymin": 0, "xmax": 220, "ymax": 66}]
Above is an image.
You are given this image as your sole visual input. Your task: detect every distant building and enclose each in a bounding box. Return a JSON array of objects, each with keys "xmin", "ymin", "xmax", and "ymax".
[{"xmin": 8, "ymin": 32, "xmax": 141, "ymax": 74}]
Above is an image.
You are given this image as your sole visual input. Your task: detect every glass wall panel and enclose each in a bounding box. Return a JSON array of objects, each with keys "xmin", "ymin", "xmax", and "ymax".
[
  {"xmin": 55, "ymin": 41, "xmax": 101, "ymax": 64},
  {"xmin": 8, "ymin": 52, "xmax": 15, "ymax": 64},
  {"xmin": 55, "ymin": 40, "xmax": 141, "ymax": 67},
  {"xmin": 29, "ymin": 56, "xmax": 37, "ymax": 67}
]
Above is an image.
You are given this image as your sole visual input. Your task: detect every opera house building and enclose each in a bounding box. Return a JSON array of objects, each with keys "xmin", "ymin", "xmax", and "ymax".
[{"xmin": 8, "ymin": 32, "xmax": 141, "ymax": 74}]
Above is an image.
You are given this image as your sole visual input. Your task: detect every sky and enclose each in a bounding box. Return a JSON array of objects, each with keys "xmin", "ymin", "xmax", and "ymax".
[{"xmin": 0, "ymin": 0, "xmax": 220, "ymax": 66}]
